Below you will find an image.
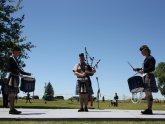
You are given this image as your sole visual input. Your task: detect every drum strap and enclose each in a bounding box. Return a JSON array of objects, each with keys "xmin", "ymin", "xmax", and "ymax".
[
  {"xmin": 11, "ymin": 56, "xmax": 19, "ymax": 66},
  {"xmin": 142, "ymin": 72, "xmax": 154, "ymax": 77},
  {"xmin": 78, "ymin": 63, "xmax": 86, "ymax": 72}
]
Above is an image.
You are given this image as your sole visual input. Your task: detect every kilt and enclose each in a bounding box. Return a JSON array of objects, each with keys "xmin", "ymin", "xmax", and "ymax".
[
  {"xmin": 143, "ymin": 73, "xmax": 158, "ymax": 93},
  {"xmin": 75, "ymin": 78, "xmax": 93, "ymax": 95},
  {"xmin": 7, "ymin": 74, "xmax": 20, "ymax": 94},
  {"xmin": 7, "ymin": 86, "xmax": 19, "ymax": 94}
]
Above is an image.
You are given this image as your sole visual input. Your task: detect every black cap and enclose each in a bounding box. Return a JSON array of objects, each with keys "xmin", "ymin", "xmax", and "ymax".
[
  {"xmin": 79, "ymin": 53, "xmax": 84, "ymax": 57},
  {"xmin": 13, "ymin": 46, "xmax": 21, "ymax": 52},
  {"xmin": 139, "ymin": 45, "xmax": 149, "ymax": 51}
]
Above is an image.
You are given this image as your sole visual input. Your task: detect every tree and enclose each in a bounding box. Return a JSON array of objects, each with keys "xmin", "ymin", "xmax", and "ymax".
[
  {"xmin": 43, "ymin": 82, "xmax": 55, "ymax": 101},
  {"xmin": 0, "ymin": 0, "xmax": 35, "ymax": 78},
  {"xmin": 154, "ymin": 62, "xmax": 165, "ymax": 97}
]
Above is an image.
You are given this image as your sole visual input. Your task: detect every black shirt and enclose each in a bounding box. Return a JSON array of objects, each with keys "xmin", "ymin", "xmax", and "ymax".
[
  {"xmin": 8, "ymin": 56, "xmax": 30, "ymax": 76},
  {"xmin": 143, "ymin": 55, "xmax": 156, "ymax": 73}
]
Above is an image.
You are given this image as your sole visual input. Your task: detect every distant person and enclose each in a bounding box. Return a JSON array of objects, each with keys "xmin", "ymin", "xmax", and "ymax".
[
  {"xmin": 133, "ymin": 45, "xmax": 158, "ymax": 115},
  {"xmin": 43, "ymin": 93, "xmax": 47, "ymax": 104},
  {"xmin": 73, "ymin": 53, "xmax": 96, "ymax": 112},
  {"xmin": 7, "ymin": 46, "xmax": 31, "ymax": 114},
  {"xmin": 1, "ymin": 79, "xmax": 8, "ymax": 108},
  {"xmin": 26, "ymin": 92, "xmax": 32, "ymax": 103},
  {"xmin": 110, "ymin": 100, "xmax": 117, "ymax": 107},
  {"xmin": 114, "ymin": 93, "xmax": 119, "ymax": 107},
  {"xmin": 70, "ymin": 97, "xmax": 73, "ymax": 102},
  {"xmin": 102, "ymin": 96, "xmax": 105, "ymax": 102}
]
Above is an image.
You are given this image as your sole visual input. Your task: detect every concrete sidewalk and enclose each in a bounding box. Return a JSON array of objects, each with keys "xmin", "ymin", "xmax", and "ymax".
[{"xmin": 0, "ymin": 108, "xmax": 165, "ymax": 121}]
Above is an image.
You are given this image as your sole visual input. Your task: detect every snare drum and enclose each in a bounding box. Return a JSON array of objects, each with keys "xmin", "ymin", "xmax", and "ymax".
[
  {"xmin": 128, "ymin": 76, "xmax": 144, "ymax": 93},
  {"xmin": 20, "ymin": 77, "xmax": 35, "ymax": 92}
]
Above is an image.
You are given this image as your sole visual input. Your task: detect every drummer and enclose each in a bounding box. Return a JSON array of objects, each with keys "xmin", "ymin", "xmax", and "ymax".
[
  {"xmin": 7, "ymin": 46, "xmax": 31, "ymax": 114},
  {"xmin": 133, "ymin": 45, "xmax": 158, "ymax": 115}
]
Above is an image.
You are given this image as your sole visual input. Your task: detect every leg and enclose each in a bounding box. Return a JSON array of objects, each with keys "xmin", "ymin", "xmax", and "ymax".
[
  {"xmin": 114, "ymin": 101, "xmax": 116, "ymax": 107},
  {"xmin": 4, "ymin": 94, "xmax": 8, "ymax": 108},
  {"xmin": 8, "ymin": 93, "xmax": 16, "ymax": 111},
  {"xmin": 79, "ymin": 94, "xmax": 84, "ymax": 108},
  {"xmin": 8, "ymin": 93, "xmax": 21, "ymax": 114},
  {"xmin": 141, "ymin": 75, "xmax": 153, "ymax": 115},
  {"xmin": 78, "ymin": 94, "xmax": 84, "ymax": 112},
  {"xmin": 2, "ymin": 94, "xmax": 6, "ymax": 108},
  {"xmin": 146, "ymin": 91, "xmax": 153, "ymax": 110},
  {"xmin": 2, "ymin": 94, "xmax": 5, "ymax": 107},
  {"xmin": 141, "ymin": 91, "xmax": 153, "ymax": 115},
  {"xmin": 84, "ymin": 93, "xmax": 89, "ymax": 111},
  {"xmin": 45, "ymin": 100, "xmax": 47, "ymax": 104}
]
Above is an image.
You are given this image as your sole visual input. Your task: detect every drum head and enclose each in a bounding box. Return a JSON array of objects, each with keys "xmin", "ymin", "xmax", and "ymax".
[
  {"xmin": 22, "ymin": 77, "xmax": 35, "ymax": 82},
  {"xmin": 131, "ymin": 92, "xmax": 143, "ymax": 104}
]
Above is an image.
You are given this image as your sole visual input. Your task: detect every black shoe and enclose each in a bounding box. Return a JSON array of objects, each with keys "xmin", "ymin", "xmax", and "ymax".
[
  {"xmin": 141, "ymin": 109, "xmax": 153, "ymax": 115},
  {"xmin": 84, "ymin": 107, "xmax": 88, "ymax": 112},
  {"xmin": 78, "ymin": 108, "xmax": 84, "ymax": 112},
  {"xmin": 14, "ymin": 109, "xmax": 22, "ymax": 114},
  {"xmin": 9, "ymin": 109, "xmax": 22, "ymax": 115}
]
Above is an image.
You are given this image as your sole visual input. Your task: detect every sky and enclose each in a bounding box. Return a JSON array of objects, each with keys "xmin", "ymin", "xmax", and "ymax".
[{"xmin": 2, "ymin": 0, "xmax": 165, "ymax": 100}]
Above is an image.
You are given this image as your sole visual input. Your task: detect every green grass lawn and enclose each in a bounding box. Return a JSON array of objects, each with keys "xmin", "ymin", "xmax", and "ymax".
[{"xmin": 0, "ymin": 99, "xmax": 165, "ymax": 110}]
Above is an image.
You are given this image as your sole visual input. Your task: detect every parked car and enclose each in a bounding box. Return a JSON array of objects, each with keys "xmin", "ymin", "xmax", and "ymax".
[
  {"xmin": 68, "ymin": 96, "xmax": 79, "ymax": 101},
  {"xmin": 32, "ymin": 95, "xmax": 39, "ymax": 99},
  {"xmin": 54, "ymin": 96, "xmax": 64, "ymax": 100}
]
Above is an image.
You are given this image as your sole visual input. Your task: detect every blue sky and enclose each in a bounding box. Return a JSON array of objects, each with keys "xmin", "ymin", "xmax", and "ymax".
[{"xmin": 5, "ymin": 0, "xmax": 165, "ymax": 99}]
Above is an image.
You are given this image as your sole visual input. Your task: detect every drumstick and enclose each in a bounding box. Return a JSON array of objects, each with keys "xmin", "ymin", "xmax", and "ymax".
[
  {"xmin": 133, "ymin": 72, "xmax": 139, "ymax": 76},
  {"xmin": 128, "ymin": 62, "xmax": 134, "ymax": 69}
]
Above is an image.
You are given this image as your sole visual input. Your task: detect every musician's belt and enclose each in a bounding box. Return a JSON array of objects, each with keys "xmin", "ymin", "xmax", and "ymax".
[
  {"xmin": 77, "ymin": 77, "xmax": 88, "ymax": 81},
  {"xmin": 10, "ymin": 73, "xmax": 19, "ymax": 76},
  {"xmin": 142, "ymin": 72, "xmax": 154, "ymax": 77}
]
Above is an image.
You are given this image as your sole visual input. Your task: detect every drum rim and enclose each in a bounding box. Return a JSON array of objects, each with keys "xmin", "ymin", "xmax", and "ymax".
[{"xmin": 131, "ymin": 87, "xmax": 144, "ymax": 93}]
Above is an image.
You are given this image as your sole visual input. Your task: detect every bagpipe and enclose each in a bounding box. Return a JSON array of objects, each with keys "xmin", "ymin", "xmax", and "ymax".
[
  {"xmin": 84, "ymin": 47, "xmax": 101, "ymax": 107},
  {"xmin": 84, "ymin": 47, "xmax": 101, "ymax": 76}
]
